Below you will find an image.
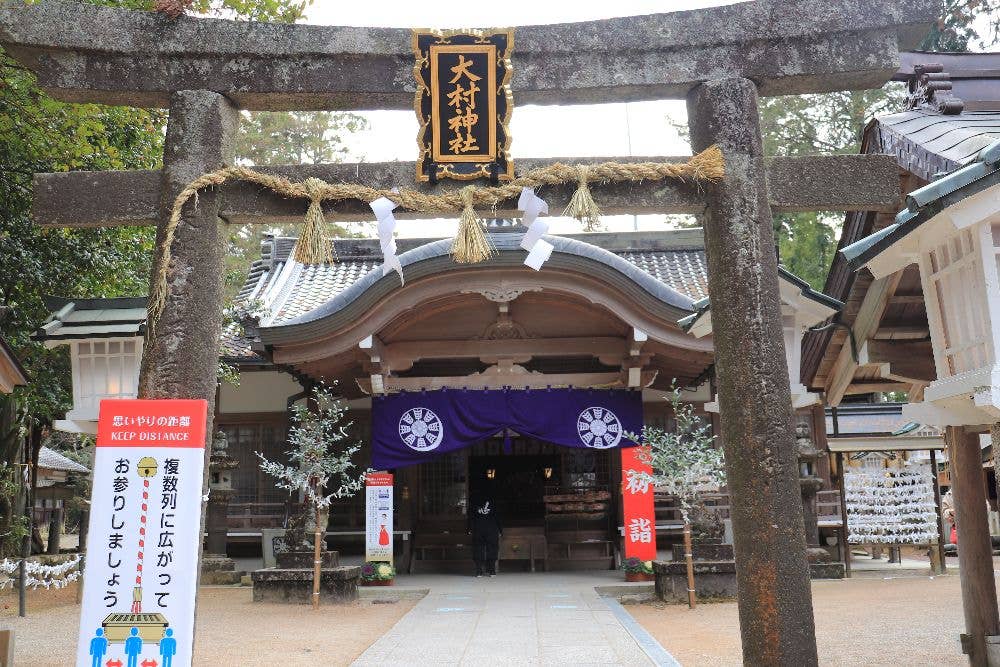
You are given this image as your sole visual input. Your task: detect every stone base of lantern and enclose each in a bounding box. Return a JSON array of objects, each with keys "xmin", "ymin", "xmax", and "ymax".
[
  {"xmin": 809, "ymin": 562, "xmax": 846, "ymax": 579},
  {"xmin": 200, "ymin": 556, "xmax": 244, "ymax": 585},
  {"xmin": 251, "ymin": 566, "xmax": 360, "ymax": 604},
  {"xmin": 806, "ymin": 546, "xmax": 844, "ymax": 579}
]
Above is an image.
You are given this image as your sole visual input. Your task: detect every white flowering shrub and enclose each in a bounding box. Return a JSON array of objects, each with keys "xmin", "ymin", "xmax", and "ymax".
[
  {"xmin": 257, "ymin": 385, "xmax": 368, "ymax": 512},
  {"xmin": 625, "ymin": 386, "xmax": 726, "ymax": 530}
]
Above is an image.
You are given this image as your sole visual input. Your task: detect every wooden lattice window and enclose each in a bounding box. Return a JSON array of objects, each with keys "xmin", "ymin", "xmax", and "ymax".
[
  {"xmin": 926, "ymin": 228, "xmax": 992, "ymax": 376},
  {"xmin": 419, "ymin": 451, "xmax": 468, "ymax": 519},
  {"xmin": 218, "ymin": 420, "xmax": 290, "ymax": 504}
]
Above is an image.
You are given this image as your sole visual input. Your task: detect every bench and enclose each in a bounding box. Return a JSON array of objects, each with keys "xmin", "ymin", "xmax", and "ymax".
[
  {"xmin": 499, "ymin": 528, "xmax": 547, "ymax": 572},
  {"xmin": 412, "ymin": 532, "xmax": 473, "ymax": 574}
]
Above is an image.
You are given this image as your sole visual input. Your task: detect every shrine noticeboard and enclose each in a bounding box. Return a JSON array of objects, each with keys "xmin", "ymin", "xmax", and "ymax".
[
  {"xmin": 621, "ymin": 447, "xmax": 657, "ymax": 561},
  {"xmin": 412, "ymin": 28, "xmax": 514, "ymax": 182},
  {"xmin": 365, "ymin": 472, "xmax": 394, "ymax": 563},
  {"xmin": 76, "ymin": 399, "xmax": 207, "ymax": 667}
]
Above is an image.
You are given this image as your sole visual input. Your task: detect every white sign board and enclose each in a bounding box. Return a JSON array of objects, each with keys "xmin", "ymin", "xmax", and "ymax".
[
  {"xmin": 77, "ymin": 399, "xmax": 207, "ymax": 667},
  {"xmin": 365, "ymin": 472, "xmax": 394, "ymax": 563}
]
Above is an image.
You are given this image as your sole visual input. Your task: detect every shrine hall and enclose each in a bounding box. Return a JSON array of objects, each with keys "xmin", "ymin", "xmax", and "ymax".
[{"xmin": 36, "ymin": 223, "xmax": 840, "ymax": 573}]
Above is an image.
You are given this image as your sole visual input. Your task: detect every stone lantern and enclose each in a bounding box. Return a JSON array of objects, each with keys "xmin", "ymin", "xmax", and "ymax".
[
  {"xmin": 844, "ymin": 139, "xmax": 1000, "ymax": 427},
  {"xmin": 206, "ymin": 430, "xmax": 239, "ymax": 555},
  {"xmin": 796, "ymin": 421, "xmax": 824, "ymax": 545},
  {"xmin": 201, "ymin": 430, "xmax": 242, "ymax": 584}
]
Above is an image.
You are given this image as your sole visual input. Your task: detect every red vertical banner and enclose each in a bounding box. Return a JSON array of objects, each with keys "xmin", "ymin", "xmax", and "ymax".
[{"xmin": 621, "ymin": 446, "xmax": 657, "ymax": 561}]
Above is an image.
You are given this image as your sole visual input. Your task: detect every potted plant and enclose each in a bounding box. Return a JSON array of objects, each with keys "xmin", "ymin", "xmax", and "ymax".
[
  {"xmin": 360, "ymin": 561, "xmax": 395, "ymax": 586},
  {"xmin": 622, "ymin": 557, "xmax": 655, "ymax": 582}
]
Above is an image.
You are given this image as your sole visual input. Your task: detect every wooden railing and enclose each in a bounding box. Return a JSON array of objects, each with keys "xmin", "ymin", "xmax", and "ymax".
[
  {"xmin": 226, "ymin": 501, "xmax": 299, "ymax": 529},
  {"xmin": 654, "ymin": 490, "xmax": 843, "ymax": 526}
]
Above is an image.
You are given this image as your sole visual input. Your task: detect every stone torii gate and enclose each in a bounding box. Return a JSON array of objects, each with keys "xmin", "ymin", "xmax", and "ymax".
[{"xmin": 1, "ymin": 1, "xmax": 940, "ymax": 664}]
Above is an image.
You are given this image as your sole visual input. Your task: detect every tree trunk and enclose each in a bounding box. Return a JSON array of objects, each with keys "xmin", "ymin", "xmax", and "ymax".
[
  {"xmin": 683, "ymin": 521, "xmax": 696, "ymax": 609},
  {"xmin": 312, "ymin": 502, "xmax": 325, "ymax": 610}
]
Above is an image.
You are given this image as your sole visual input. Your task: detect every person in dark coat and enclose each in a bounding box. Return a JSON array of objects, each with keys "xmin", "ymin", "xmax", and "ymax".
[{"xmin": 469, "ymin": 493, "xmax": 502, "ymax": 577}]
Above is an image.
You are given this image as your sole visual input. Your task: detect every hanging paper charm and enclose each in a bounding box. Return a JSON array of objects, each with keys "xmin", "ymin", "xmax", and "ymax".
[
  {"xmin": 518, "ymin": 187, "xmax": 553, "ymax": 271},
  {"xmin": 371, "ymin": 197, "xmax": 404, "ymax": 284}
]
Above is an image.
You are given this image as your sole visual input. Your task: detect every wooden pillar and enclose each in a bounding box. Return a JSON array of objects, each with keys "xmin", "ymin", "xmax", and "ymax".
[
  {"xmin": 931, "ymin": 448, "xmax": 947, "ymax": 575},
  {"xmin": 0, "ymin": 628, "xmax": 13, "ymax": 667},
  {"xmin": 687, "ymin": 77, "xmax": 818, "ymax": 666},
  {"xmin": 949, "ymin": 426, "xmax": 1000, "ymax": 666},
  {"xmin": 836, "ymin": 451, "xmax": 851, "ymax": 578},
  {"xmin": 137, "ymin": 91, "xmax": 239, "ymax": 582}
]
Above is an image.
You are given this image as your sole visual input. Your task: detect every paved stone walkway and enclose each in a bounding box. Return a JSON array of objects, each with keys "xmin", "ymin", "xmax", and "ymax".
[{"xmin": 351, "ymin": 573, "xmax": 661, "ymax": 666}]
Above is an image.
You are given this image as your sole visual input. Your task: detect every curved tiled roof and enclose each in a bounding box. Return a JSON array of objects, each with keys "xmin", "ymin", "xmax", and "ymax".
[{"xmin": 227, "ymin": 228, "xmax": 710, "ymax": 357}]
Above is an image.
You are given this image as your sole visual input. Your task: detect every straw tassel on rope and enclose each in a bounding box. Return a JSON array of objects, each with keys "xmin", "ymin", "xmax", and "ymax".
[
  {"xmin": 563, "ymin": 165, "xmax": 601, "ymax": 231},
  {"xmin": 294, "ymin": 177, "xmax": 335, "ymax": 265},
  {"xmin": 451, "ymin": 185, "xmax": 494, "ymax": 264}
]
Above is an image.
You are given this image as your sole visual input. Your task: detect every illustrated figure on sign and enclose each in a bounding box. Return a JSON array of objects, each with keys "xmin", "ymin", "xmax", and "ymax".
[
  {"xmin": 468, "ymin": 492, "xmax": 502, "ymax": 577},
  {"xmin": 160, "ymin": 628, "xmax": 177, "ymax": 667},
  {"xmin": 89, "ymin": 628, "xmax": 108, "ymax": 667},
  {"xmin": 124, "ymin": 627, "xmax": 143, "ymax": 667},
  {"xmin": 378, "ymin": 513, "xmax": 390, "ymax": 547}
]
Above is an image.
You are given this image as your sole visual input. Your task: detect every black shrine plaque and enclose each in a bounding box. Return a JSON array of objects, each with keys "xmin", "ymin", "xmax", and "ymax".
[{"xmin": 413, "ymin": 28, "xmax": 514, "ymax": 182}]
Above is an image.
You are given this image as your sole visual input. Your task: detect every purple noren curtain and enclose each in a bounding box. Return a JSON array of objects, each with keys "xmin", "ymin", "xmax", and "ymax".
[{"xmin": 370, "ymin": 387, "xmax": 642, "ymax": 469}]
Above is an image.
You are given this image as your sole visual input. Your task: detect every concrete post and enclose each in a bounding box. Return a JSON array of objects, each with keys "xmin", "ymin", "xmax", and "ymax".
[
  {"xmin": 46, "ymin": 507, "xmax": 62, "ymax": 555},
  {"xmin": 948, "ymin": 426, "xmax": 1000, "ymax": 666},
  {"xmin": 137, "ymin": 90, "xmax": 239, "ymax": 583},
  {"xmin": 687, "ymin": 77, "xmax": 818, "ymax": 666}
]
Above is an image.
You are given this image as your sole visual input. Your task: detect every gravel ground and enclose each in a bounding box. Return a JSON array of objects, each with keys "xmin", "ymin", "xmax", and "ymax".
[
  {"xmin": 1, "ymin": 585, "xmax": 414, "ymax": 666},
  {"xmin": 628, "ymin": 574, "xmax": 967, "ymax": 666}
]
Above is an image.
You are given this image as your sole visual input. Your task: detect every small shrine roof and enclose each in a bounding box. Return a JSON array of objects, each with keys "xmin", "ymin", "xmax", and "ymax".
[
  {"xmin": 802, "ymin": 51, "xmax": 1000, "ymax": 392},
  {"xmin": 33, "ymin": 296, "xmax": 146, "ymax": 346},
  {"xmin": 679, "ymin": 266, "xmax": 842, "ymax": 335},
  {"xmin": 38, "ymin": 446, "xmax": 89, "ymax": 474},
  {"xmin": 0, "ymin": 333, "xmax": 28, "ymax": 392},
  {"xmin": 842, "ymin": 138, "xmax": 1000, "ymax": 270}
]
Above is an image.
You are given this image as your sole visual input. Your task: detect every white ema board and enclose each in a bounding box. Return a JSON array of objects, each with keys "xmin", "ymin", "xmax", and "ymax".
[{"xmin": 77, "ymin": 399, "xmax": 207, "ymax": 667}]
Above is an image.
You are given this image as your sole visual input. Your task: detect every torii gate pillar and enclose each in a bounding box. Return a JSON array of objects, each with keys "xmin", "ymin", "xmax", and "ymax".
[
  {"xmin": 138, "ymin": 90, "xmax": 239, "ymax": 450},
  {"xmin": 688, "ymin": 77, "xmax": 818, "ymax": 666}
]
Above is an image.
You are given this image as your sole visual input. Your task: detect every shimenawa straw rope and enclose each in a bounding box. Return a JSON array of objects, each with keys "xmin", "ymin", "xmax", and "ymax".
[{"xmin": 146, "ymin": 145, "xmax": 725, "ymax": 334}]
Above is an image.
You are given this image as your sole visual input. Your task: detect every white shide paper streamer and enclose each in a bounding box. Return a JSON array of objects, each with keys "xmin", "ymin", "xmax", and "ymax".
[
  {"xmin": 518, "ymin": 187, "xmax": 551, "ymax": 271},
  {"xmin": 371, "ymin": 196, "xmax": 404, "ymax": 284},
  {"xmin": 0, "ymin": 554, "xmax": 82, "ymax": 590}
]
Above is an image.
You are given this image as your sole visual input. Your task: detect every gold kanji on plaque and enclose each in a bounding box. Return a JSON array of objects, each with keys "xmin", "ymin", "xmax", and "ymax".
[{"xmin": 412, "ymin": 28, "xmax": 514, "ymax": 182}]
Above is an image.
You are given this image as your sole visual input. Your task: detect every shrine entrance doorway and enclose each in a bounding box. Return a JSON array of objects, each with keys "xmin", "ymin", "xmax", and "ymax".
[{"xmin": 467, "ymin": 438, "xmax": 616, "ymax": 573}]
